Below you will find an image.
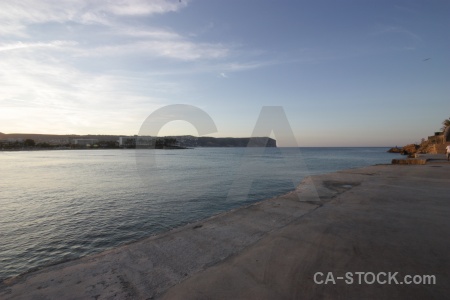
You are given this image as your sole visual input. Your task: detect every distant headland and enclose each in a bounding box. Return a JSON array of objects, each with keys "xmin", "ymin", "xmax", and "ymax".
[{"xmin": 0, "ymin": 133, "xmax": 276, "ymax": 150}]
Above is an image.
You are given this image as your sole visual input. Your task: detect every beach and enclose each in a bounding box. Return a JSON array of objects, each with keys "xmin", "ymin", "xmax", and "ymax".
[{"xmin": 1, "ymin": 159, "xmax": 449, "ymax": 299}]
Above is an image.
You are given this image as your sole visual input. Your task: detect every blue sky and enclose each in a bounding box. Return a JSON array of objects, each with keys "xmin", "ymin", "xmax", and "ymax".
[{"xmin": 0, "ymin": 0, "xmax": 449, "ymax": 146}]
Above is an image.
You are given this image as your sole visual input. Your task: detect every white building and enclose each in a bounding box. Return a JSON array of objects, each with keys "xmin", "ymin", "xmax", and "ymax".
[{"xmin": 72, "ymin": 139, "xmax": 98, "ymax": 146}]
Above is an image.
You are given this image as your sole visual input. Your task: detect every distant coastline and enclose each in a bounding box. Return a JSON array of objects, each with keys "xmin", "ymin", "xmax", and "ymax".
[{"xmin": 0, "ymin": 133, "xmax": 276, "ymax": 150}]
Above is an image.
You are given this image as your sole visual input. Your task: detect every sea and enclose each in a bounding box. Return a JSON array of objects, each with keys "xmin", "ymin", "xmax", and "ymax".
[{"xmin": 0, "ymin": 147, "xmax": 401, "ymax": 281}]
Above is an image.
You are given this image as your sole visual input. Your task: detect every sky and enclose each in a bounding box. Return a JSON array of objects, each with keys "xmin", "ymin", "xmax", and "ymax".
[{"xmin": 0, "ymin": 0, "xmax": 449, "ymax": 146}]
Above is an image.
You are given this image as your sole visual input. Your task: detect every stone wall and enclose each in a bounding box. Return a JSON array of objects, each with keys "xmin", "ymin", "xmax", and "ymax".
[{"xmin": 427, "ymin": 134, "xmax": 444, "ymax": 144}]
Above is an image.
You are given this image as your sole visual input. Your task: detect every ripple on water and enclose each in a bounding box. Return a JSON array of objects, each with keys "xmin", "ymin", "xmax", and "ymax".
[{"xmin": 0, "ymin": 148, "xmax": 400, "ymax": 280}]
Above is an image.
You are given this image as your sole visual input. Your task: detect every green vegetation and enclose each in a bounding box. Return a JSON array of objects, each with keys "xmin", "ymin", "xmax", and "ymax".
[
  {"xmin": 441, "ymin": 117, "xmax": 450, "ymax": 131},
  {"xmin": 24, "ymin": 139, "xmax": 35, "ymax": 147},
  {"xmin": 0, "ymin": 138, "xmax": 119, "ymax": 150}
]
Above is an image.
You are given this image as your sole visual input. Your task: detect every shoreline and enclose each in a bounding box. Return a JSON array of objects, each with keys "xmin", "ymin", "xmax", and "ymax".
[
  {"xmin": 2, "ymin": 160, "xmax": 449, "ymax": 298},
  {"xmin": 0, "ymin": 147, "xmax": 190, "ymax": 152}
]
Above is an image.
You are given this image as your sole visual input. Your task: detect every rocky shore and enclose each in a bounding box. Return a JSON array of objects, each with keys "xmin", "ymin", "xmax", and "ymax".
[
  {"xmin": 388, "ymin": 126, "xmax": 449, "ymax": 157},
  {"xmin": 1, "ymin": 158, "xmax": 449, "ymax": 299},
  {"xmin": 387, "ymin": 144, "xmax": 419, "ymax": 156}
]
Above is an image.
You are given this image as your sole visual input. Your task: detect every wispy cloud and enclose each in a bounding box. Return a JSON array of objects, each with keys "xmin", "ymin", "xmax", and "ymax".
[
  {"xmin": 0, "ymin": 1, "xmax": 230, "ymax": 62},
  {"xmin": 0, "ymin": 0, "xmax": 187, "ymax": 37},
  {"xmin": 0, "ymin": 54, "xmax": 166, "ymax": 133},
  {"xmin": 372, "ymin": 25, "xmax": 422, "ymax": 43},
  {"xmin": 1, "ymin": 56, "xmax": 140, "ymax": 108},
  {"xmin": 115, "ymin": 27, "xmax": 181, "ymax": 39},
  {"xmin": 222, "ymin": 61, "xmax": 274, "ymax": 72},
  {"xmin": 78, "ymin": 40, "xmax": 229, "ymax": 61},
  {"xmin": 72, "ymin": 23, "xmax": 230, "ymax": 61},
  {"xmin": 0, "ymin": 41, "xmax": 77, "ymax": 52},
  {"xmin": 103, "ymin": 0, "xmax": 187, "ymax": 16},
  {"xmin": 0, "ymin": 0, "xmax": 282, "ymax": 134}
]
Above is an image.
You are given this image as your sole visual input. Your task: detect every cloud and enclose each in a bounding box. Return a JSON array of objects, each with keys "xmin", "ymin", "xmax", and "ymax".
[
  {"xmin": 0, "ymin": 53, "xmax": 173, "ymax": 109},
  {"xmin": 0, "ymin": 1, "xmax": 229, "ymax": 62},
  {"xmin": 0, "ymin": 41, "xmax": 77, "ymax": 52},
  {"xmin": 115, "ymin": 27, "xmax": 181, "ymax": 39},
  {"xmin": 0, "ymin": 1, "xmax": 85, "ymax": 37},
  {"xmin": 0, "ymin": 52, "xmax": 169, "ymax": 134},
  {"xmin": 223, "ymin": 61, "xmax": 269, "ymax": 72},
  {"xmin": 88, "ymin": 24, "xmax": 230, "ymax": 61},
  {"xmin": 103, "ymin": 0, "xmax": 186, "ymax": 16},
  {"xmin": 0, "ymin": 0, "xmax": 186, "ymax": 37},
  {"xmin": 78, "ymin": 40, "xmax": 229, "ymax": 61},
  {"xmin": 372, "ymin": 25, "xmax": 422, "ymax": 43},
  {"xmin": 0, "ymin": 0, "xmax": 281, "ymax": 135}
]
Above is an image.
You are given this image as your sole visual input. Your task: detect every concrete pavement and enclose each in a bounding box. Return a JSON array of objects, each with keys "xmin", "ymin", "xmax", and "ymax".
[{"xmin": 1, "ymin": 162, "xmax": 449, "ymax": 299}]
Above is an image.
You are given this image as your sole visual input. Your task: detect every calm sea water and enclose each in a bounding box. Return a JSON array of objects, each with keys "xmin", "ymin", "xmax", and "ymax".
[{"xmin": 0, "ymin": 147, "xmax": 400, "ymax": 281}]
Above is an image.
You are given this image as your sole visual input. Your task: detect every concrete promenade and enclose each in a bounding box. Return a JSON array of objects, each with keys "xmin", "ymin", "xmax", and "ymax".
[{"xmin": 1, "ymin": 159, "xmax": 449, "ymax": 299}]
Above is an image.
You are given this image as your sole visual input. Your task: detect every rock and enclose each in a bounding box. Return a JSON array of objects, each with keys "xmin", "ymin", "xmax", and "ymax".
[
  {"xmin": 387, "ymin": 147, "xmax": 402, "ymax": 153},
  {"xmin": 392, "ymin": 158, "xmax": 427, "ymax": 165},
  {"xmin": 400, "ymin": 144, "xmax": 419, "ymax": 156}
]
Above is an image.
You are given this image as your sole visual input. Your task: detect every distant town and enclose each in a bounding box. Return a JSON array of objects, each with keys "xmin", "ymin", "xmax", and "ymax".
[{"xmin": 0, "ymin": 133, "xmax": 276, "ymax": 150}]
